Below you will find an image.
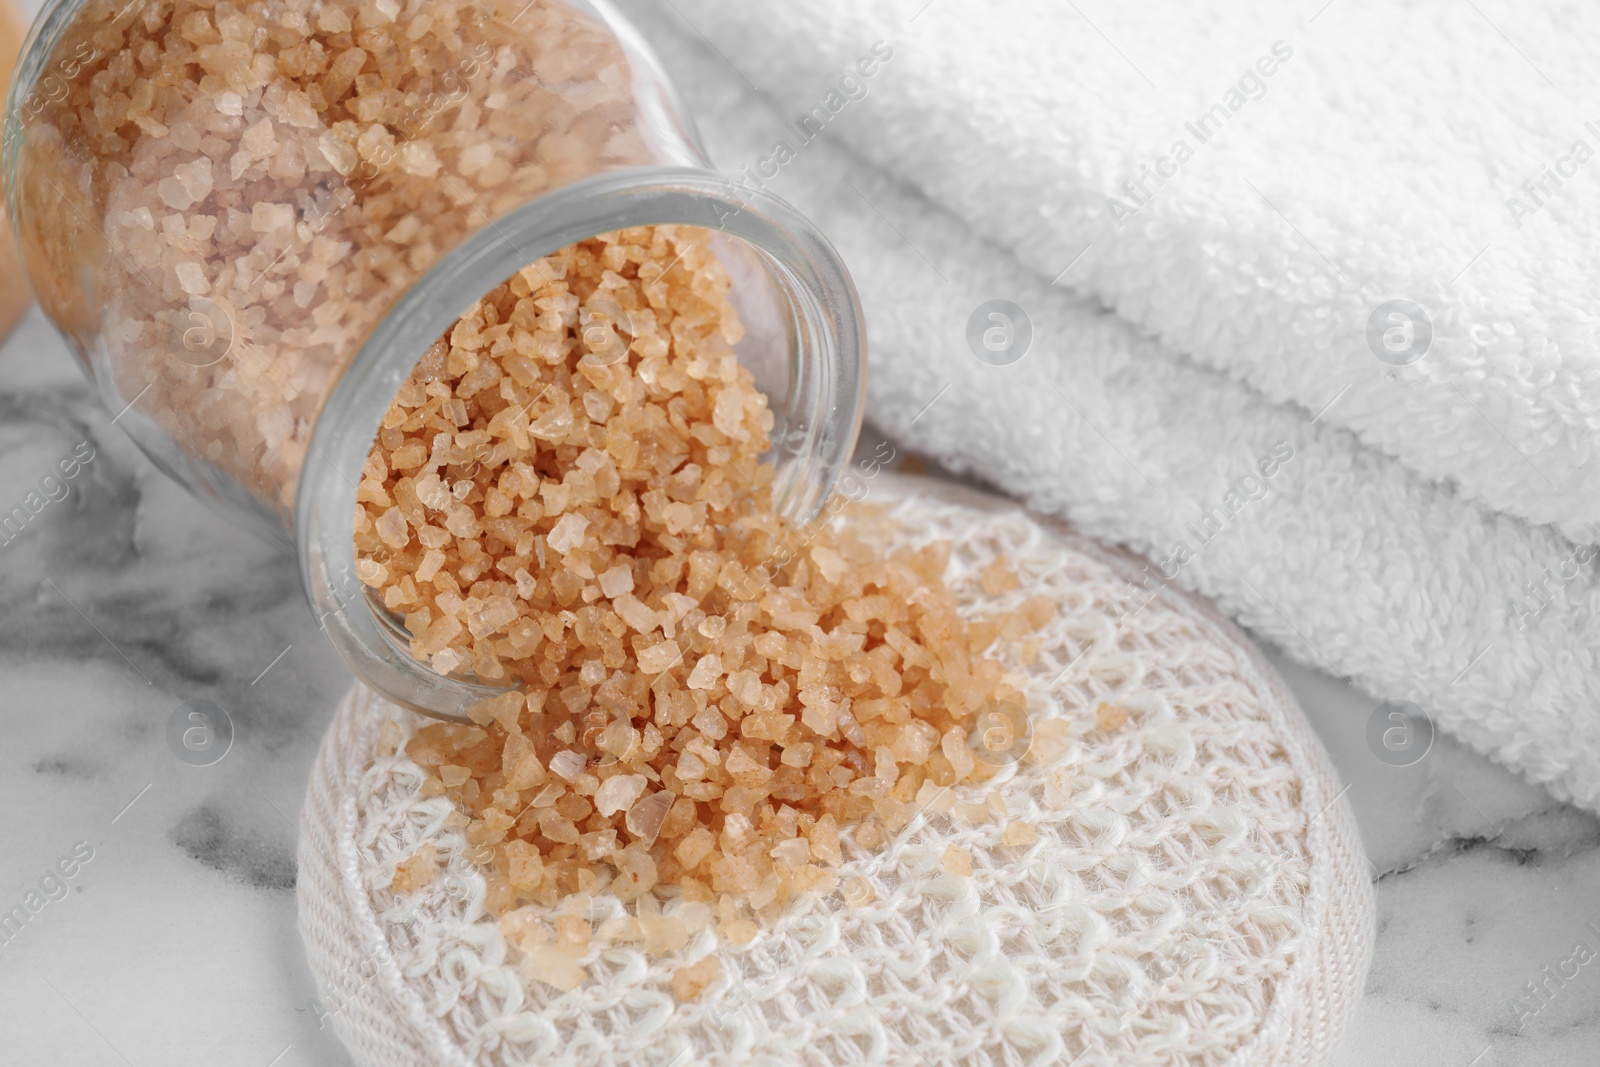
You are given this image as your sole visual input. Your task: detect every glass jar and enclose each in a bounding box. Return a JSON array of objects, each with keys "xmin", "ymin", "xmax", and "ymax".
[
  {"xmin": 0, "ymin": 0, "xmax": 29, "ymax": 341},
  {"xmin": 3, "ymin": 0, "xmax": 865, "ymax": 719}
]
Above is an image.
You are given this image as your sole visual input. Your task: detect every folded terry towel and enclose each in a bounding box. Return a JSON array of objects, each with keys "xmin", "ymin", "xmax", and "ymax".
[
  {"xmin": 660, "ymin": 0, "xmax": 1600, "ymax": 542},
  {"xmin": 614, "ymin": 0, "xmax": 1600, "ymax": 813}
]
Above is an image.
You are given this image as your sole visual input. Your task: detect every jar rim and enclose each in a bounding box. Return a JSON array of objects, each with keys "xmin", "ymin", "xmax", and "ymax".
[{"xmin": 298, "ymin": 164, "xmax": 866, "ymax": 720}]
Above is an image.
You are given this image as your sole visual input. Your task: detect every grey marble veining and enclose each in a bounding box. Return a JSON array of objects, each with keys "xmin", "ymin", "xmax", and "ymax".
[
  {"xmin": 1270, "ymin": 654, "xmax": 1600, "ymax": 1067},
  {"xmin": 0, "ymin": 309, "xmax": 356, "ymax": 1066},
  {"xmin": 0, "ymin": 308, "xmax": 1597, "ymax": 1066}
]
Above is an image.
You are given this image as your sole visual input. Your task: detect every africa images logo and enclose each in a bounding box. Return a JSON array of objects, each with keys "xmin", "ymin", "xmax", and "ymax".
[
  {"xmin": 0, "ymin": 841, "xmax": 95, "ymax": 952},
  {"xmin": 0, "ymin": 441, "xmax": 97, "ymax": 549}
]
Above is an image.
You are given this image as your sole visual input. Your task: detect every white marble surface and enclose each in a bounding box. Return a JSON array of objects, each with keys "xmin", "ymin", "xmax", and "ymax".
[{"xmin": 0, "ymin": 312, "xmax": 1596, "ymax": 1066}]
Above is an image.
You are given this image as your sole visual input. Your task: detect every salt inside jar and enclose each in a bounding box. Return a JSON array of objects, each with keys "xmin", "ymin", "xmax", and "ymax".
[{"xmin": 4, "ymin": 0, "xmax": 865, "ymax": 718}]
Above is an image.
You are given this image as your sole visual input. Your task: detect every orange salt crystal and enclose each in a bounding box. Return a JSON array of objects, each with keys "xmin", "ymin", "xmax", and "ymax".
[
  {"xmin": 943, "ymin": 845, "xmax": 973, "ymax": 877},
  {"xmin": 636, "ymin": 896, "xmax": 690, "ymax": 956},
  {"xmin": 980, "ymin": 557, "xmax": 1021, "ymax": 597},
  {"xmin": 522, "ymin": 947, "xmax": 587, "ymax": 993},
  {"xmin": 390, "ymin": 842, "xmax": 437, "ymax": 894},
  {"xmin": 553, "ymin": 913, "xmax": 591, "ymax": 959},
  {"xmin": 1096, "ymin": 702, "xmax": 1131, "ymax": 731},
  {"xmin": 671, "ymin": 956, "xmax": 721, "ymax": 1002}
]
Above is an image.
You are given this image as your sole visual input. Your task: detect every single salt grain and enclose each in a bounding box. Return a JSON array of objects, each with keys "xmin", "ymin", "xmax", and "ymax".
[
  {"xmin": 252, "ymin": 202, "xmax": 294, "ymax": 234},
  {"xmin": 391, "ymin": 842, "xmax": 436, "ymax": 893},
  {"xmin": 316, "ymin": 5, "xmax": 351, "ymax": 31},
  {"xmin": 613, "ymin": 845, "xmax": 658, "ymax": 899},
  {"xmin": 638, "ymin": 909, "xmax": 689, "ymax": 956},
  {"xmin": 625, "ymin": 790, "xmax": 673, "ymax": 844},
  {"xmin": 980, "ymin": 557, "xmax": 1020, "ymax": 597},
  {"xmin": 637, "ymin": 641, "xmax": 682, "ymax": 674},
  {"xmin": 811, "ymin": 546, "xmax": 847, "ymax": 583},
  {"xmin": 691, "ymin": 706, "xmax": 728, "ymax": 741},
  {"xmin": 671, "ymin": 956, "xmax": 720, "ymax": 1001},
  {"xmin": 916, "ymin": 782, "xmax": 956, "ymax": 814},
  {"xmin": 375, "ymin": 507, "xmax": 409, "ymax": 549},
  {"xmin": 376, "ymin": 720, "xmax": 402, "ymax": 758},
  {"xmin": 941, "ymin": 727, "xmax": 977, "ymax": 781},
  {"xmin": 554, "ymin": 913, "xmax": 590, "ymax": 957},
  {"xmin": 416, "ymin": 550, "xmax": 445, "ymax": 583},
  {"xmin": 522, "ymin": 945, "xmax": 587, "ymax": 992},
  {"xmin": 712, "ymin": 387, "xmax": 748, "ymax": 440},
  {"xmin": 318, "ymin": 129, "xmax": 358, "ymax": 175},
  {"xmin": 1096, "ymin": 702, "xmax": 1130, "ymax": 731},
  {"xmin": 594, "ymin": 774, "xmax": 647, "ymax": 817},
  {"xmin": 599, "ymin": 563, "xmax": 634, "ymax": 598},
  {"xmin": 613, "ymin": 594, "xmax": 658, "ymax": 633},
  {"xmin": 357, "ymin": 558, "xmax": 387, "ymax": 587},
  {"xmin": 539, "ymin": 808, "xmax": 580, "ymax": 843},
  {"xmin": 549, "ymin": 750, "xmax": 586, "ymax": 782},
  {"xmin": 467, "ymin": 595, "xmax": 519, "ymax": 639},
  {"xmin": 1001, "ymin": 821, "xmax": 1038, "ymax": 847},
  {"xmin": 175, "ymin": 262, "xmax": 209, "ymax": 295},
  {"xmin": 156, "ymin": 176, "xmax": 194, "ymax": 211},
  {"xmin": 943, "ymin": 845, "xmax": 973, "ymax": 877},
  {"xmin": 174, "ymin": 159, "xmax": 213, "ymax": 203},
  {"xmin": 1028, "ymin": 719, "xmax": 1071, "ymax": 765},
  {"xmin": 722, "ymin": 919, "xmax": 758, "ymax": 946},
  {"xmin": 724, "ymin": 746, "xmax": 765, "ymax": 783},
  {"xmin": 770, "ymin": 837, "xmax": 808, "ymax": 866},
  {"xmin": 675, "ymin": 827, "xmax": 715, "ymax": 870},
  {"xmin": 241, "ymin": 117, "xmax": 276, "ymax": 157},
  {"xmin": 686, "ymin": 653, "xmax": 722, "ymax": 690},
  {"xmin": 799, "ymin": 690, "xmax": 840, "ymax": 737},
  {"xmin": 399, "ymin": 141, "xmax": 442, "ymax": 177},
  {"xmin": 809, "ymin": 814, "xmax": 843, "ymax": 866},
  {"xmin": 727, "ymin": 670, "xmax": 762, "ymax": 706},
  {"xmin": 547, "ymin": 513, "xmax": 590, "ymax": 554}
]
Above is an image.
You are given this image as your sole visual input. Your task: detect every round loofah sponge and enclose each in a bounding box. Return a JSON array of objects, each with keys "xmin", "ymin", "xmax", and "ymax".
[{"xmin": 297, "ymin": 475, "xmax": 1374, "ymax": 1067}]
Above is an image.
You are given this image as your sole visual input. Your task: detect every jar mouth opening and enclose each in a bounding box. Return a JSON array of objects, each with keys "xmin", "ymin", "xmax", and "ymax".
[{"xmin": 299, "ymin": 165, "xmax": 865, "ymax": 720}]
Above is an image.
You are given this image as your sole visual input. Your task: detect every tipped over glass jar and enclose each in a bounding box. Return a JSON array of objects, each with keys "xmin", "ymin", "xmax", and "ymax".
[{"xmin": 3, "ymin": 0, "xmax": 865, "ymax": 719}]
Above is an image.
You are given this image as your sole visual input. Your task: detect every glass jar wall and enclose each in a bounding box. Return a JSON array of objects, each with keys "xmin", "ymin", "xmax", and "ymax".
[{"xmin": 4, "ymin": 0, "xmax": 865, "ymax": 718}]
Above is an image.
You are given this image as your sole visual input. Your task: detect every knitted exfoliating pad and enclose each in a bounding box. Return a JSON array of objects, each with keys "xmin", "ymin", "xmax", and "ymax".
[{"xmin": 297, "ymin": 475, "xmax": 1374, "ymax": 1067}]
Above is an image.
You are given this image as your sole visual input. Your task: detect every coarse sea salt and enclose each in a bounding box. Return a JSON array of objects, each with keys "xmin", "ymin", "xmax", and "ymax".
[{"xmin": 365, "ymin": 225, "xmax": 1057, "ymax": 995}]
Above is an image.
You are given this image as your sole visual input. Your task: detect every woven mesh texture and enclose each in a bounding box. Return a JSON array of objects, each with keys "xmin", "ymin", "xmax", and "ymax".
[{"xmin": 298, "ymin": 475, "xmax": 1374, "ymax": 1067}]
